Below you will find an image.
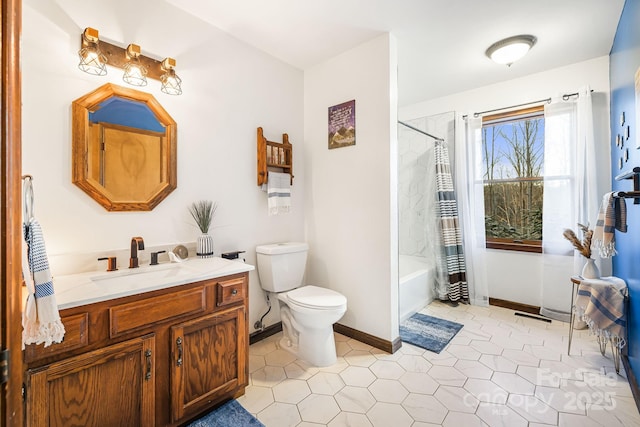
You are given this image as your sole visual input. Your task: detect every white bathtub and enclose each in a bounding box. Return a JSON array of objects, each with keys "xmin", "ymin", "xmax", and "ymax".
[{"xmin": 399, "ymin": 255, "xmax": 435, "ymax": 322}]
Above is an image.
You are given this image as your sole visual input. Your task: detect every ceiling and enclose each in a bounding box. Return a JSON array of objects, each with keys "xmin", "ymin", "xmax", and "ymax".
[
  {"xmin": 36, "ymin": 0, "xmax": 625, "ymax": 107},
  {"xmin": 168, "ymin": 0, "xmax": 625, "ymax": 106}
]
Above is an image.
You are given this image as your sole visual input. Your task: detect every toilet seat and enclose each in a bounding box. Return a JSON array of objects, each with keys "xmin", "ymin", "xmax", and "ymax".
[{"xmin": 283, "ymin": 285, "xmax": 346, "ymax": 310}]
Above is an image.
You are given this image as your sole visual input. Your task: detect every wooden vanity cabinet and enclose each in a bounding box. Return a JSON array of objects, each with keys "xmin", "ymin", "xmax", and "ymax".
[
  {"xmin": 170, "ymin": 306, "xmax": 246, "ymax": 422},
  {"xmin": 23, "ymin": 272, "xmax": 249, "ymax": 427},
  {"xmin": 27, "ymin": 335, "xmax": 156, "ymax": 427}
]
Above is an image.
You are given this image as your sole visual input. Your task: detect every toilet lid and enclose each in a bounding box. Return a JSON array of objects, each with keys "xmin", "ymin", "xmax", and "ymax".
[{"xmin": 285, "ymin": 285, "xmax": 346, "ymax": 309}]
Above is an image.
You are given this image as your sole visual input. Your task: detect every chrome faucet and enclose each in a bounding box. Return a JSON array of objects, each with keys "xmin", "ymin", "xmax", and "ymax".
[{"xmin": 129, "ymin": 236, "xmax": 145, "ymax": 268}]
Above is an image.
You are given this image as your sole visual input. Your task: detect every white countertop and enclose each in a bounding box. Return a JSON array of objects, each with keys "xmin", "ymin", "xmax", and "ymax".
[{"xmin": 51, "ymin": 257, "xmax": 255, "ymax": 310}]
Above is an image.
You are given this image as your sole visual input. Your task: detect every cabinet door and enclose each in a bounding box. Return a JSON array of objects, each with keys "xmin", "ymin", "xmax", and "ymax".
[
  {"xmin": 27, "ymin": 335, "xmax": 155, "ymax": 427},
  {"xmin": 170, "ymin": 306, "xmax": 247, "ymax": 422}
]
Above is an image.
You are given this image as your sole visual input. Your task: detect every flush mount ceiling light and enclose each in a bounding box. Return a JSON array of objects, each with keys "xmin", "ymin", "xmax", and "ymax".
[
  {"xmin": 122, "ymin": 44, "xmax": 148, "ymax": 87},
  {"xmin": 485, "ymin": 34, "xmax": 537, "ymax": 66},
  {"xmin": 76, "ymin": 27, "xmax": 183, "ymax": 95},
  {"xmin": 160, "ymin": 58, "xmax": 183, "ymax": 96},
  {"xmin": 78, "ymin": 27, "xmax": 107, "ymax": 76}
]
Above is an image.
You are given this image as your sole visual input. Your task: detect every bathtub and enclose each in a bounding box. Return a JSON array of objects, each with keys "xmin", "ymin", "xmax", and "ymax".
[{"xmin": 399, "ymin": 255, "xmax": 435, "ymax": 322}]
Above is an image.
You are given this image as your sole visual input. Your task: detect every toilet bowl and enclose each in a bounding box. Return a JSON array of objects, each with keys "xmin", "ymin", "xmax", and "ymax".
[
  {"xmin": 277, "ymin": 285, "xmax": 347, "ymax": 366},
  {"xmin": 256, "ymin": 243, "xmax": 347, "ymax": 367}
]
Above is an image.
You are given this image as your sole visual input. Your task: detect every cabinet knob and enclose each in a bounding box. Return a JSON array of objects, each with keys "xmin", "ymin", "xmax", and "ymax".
[{"xmin": 231, "ymin": 289, "xmax": 238, "ymax": 295}]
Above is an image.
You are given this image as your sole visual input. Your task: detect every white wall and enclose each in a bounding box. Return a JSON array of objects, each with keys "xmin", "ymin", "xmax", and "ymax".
[
  {"xmin": 22, "ymin": 0, "xmax": 305, "ymax": 332},
  {"xmin": 304, "ymin": 34, "xmax": 399, "ymax": 342},
  {"xmin": 399, "ymin": 57, "xmax": 612, "ymax": 307}
]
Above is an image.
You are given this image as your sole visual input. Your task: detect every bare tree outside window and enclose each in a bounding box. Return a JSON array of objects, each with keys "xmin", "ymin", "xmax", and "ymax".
[{"xmin": 482, "ymin": 106, "xmax": 544, "ymax": 252}]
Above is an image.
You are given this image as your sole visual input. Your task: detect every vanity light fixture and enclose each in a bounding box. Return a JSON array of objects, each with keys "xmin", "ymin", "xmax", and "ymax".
[
  {"xmin": 78, "ymin": 27, "xmax": 108, "ymax": 76},
  {"xmin": 485, "ymin": 34, "xmax": 537, "ymax": 66},
  {"xmin": 76, "ymin": 27, "xmax": 182, "ymax": 94},
  {"xmin": 160, "ymin": 58, "xmax": 182, "ymax": 96},
  {"xmin": 122, "ymin": 44, "xmax": 148, "ymax": 87}
]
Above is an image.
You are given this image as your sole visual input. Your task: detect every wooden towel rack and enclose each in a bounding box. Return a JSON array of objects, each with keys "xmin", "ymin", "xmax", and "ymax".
[
  {"xmin": 614, "ymin": 166, "xmax": 640, "ymax": 204},
  {"xmin": 257, "ymin": 127, "xmax": 293, "ymax": 186}
]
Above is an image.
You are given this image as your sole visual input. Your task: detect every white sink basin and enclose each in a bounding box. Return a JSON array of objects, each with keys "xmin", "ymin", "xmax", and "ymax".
[
  {"xmin": 53, "ymin": 257, "xmax": 255, "ymax": 310},
  {"xmin": 90, "ymin": 262, "xmax": 199, "ymax": 287}
]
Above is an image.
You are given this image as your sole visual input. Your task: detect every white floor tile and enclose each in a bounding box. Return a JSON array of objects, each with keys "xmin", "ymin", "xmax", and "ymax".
[
  {"xmin": 272, "ymin": 379, "xmax": 312, "ymax": 404},
  {"xmin": 491, "ymin": 371, "xmax": 535, "ymax": 395},
  {"xmin": 307, "ymin": 372, "xmax": 345, "ymax": 395},
  {"xmin": 367, "ymin": 402, "xmax": 414, "ymax": 427},
  {"xmin": 339, "ymin": 365, "xmax": 376, "ymax": 387},
  {"xmin": 368, "ymin": 378, "xmax": 409, "ymax": 403},
  {"xmin": 368, "ymin": 360, "xmax": 406, "ymax": 379},
  {"xmin": 434, "ymin": 385, "xmax": 478, "ymax": 413},
  {"xmin": 328, "ymin": 412, "xmax": 373, "ymax": 427},
  {"xmin": 454, "ymin": 359, "xmax": 494, "ymax": 380},
  {"xmin": 240, "ymin": 302, "xmax": 640, "ymax": 427},
  {"xmin": 441, "ymin": 411, "xmax": 485, "ymax": 427},
  {"xmin": 297, "ymin": 394, "xmax": 341, "ymax": 424},
  {"xmin": 257, "ymin": 401, "xmax": 301, "ymax": 427},
  {"xmin": 401, "ymin": 393, "xmax": 448, "ymax": 424},
  {"xmin": 334, "ymin": 385, "xmax": 376, "ymax": 413},
  {"xmin": 476, "ymin": 402, "xmax": 528, "ymax": 427}
]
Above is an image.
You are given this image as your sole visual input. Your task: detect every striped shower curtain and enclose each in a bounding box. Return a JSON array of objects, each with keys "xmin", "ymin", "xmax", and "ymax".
[{"xmin": 434, "ymin": 139, "xmax": 469, "ymax": 303}]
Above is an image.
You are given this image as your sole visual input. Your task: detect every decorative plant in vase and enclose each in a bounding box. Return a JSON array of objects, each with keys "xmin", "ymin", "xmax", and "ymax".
[
  {"xmin": 189, "ymin": 200, "xmax": 217, "ymax": 258},
  {"xmin": 563, "ymin": 223, "xmax": 599, "ymax": 278}
]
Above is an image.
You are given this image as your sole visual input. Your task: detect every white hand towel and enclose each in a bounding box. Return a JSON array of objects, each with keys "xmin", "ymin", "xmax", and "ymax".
[
  {"xmin": 22, "ymin": 219, "xmax": 65, "ymax": 348},
  {"xmin": 267, "ymin": 171, "xmax": 291, "ymax": 216}
]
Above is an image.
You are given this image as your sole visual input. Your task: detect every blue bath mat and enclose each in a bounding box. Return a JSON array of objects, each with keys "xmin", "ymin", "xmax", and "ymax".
[
  {"xmin": 187, "ymin": 399, "xmax": 264, "ymax": 427},
  {"xmin": 400, "ymin": 312, "xmax": 463, "ymax": 353}
]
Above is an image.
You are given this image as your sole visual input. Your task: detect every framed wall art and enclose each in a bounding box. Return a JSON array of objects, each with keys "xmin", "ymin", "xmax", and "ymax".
[{"xmin": 328, "ymin": 99, "xmax": 356, "ymax": 149}]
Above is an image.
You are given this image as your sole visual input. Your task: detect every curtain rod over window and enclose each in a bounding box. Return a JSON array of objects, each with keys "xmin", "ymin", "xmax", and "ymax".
[
  {"xmin": 463, "ymin": 90, "xmax": 590, "ymax": 119},
  {"xmin": 398, "ymin": 120, "xmax": 444, "ymax": 142}
]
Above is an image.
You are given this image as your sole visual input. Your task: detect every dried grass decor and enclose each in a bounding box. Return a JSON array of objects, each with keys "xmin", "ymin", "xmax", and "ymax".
[
  {"xmin": 562, "ymin": 223, "xmax": 593, "ymax": 259},
  {"xmin": 189, "ymin": 200, "xmax": 217, "ymax": 234}
]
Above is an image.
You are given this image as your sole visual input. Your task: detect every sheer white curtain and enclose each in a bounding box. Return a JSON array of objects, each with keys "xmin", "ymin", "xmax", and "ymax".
[
  {"xmin": 454, "ymin": 114, "xmax": 489, "ymax": 306},
  {"xmin": 540, "ymin": 86, "xmax": 605, "ymax": 321}
]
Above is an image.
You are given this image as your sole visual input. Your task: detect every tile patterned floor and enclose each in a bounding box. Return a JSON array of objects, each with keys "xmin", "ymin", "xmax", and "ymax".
[{"xmin": 238, "ymin": 301, "xmax": 640, "ymax": 426}]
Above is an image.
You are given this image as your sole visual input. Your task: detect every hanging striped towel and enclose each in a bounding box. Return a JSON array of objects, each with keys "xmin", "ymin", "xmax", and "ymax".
[
  {"xmin": 593, "ymin": 193, "xmax": 626, "ymax": 258},
  {"xmin": 22, "ymin": 219, "xmax": 65, "ymax": 349},
  {"xmin": 266, "ymin": 171, "xmax": 291, "ymax": 216},
  {"xmin": 575, "ymin": 276, "xmax": 627, "ymax": 350}
]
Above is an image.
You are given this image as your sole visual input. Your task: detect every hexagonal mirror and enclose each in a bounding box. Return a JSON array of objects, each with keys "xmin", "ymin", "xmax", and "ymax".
[{"xmin": 72, "ymin": 83, "xmax": 177, "ymax": 211}]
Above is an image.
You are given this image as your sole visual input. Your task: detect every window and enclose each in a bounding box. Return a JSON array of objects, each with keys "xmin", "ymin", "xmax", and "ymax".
[{"xmin": 481, "ymin": 106, "xmax": 544, "ymax": 253}]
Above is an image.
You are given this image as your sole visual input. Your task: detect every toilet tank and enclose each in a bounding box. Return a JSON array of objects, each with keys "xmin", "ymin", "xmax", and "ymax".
[{"xmin": 255, "ymin": 242, "xmax": 309, "ymax": 292}]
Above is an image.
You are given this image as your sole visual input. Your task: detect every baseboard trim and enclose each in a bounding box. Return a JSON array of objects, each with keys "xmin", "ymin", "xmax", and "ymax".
[
  {"xmin": 622, "ymin": 355, "xmax": 640, "ymax": 414},
  {"xmin": 249, "ymin": 322, "xmax": 401, "ymax": 354},
  {"xmin": 249, "ymin": 322, "xmax": 282, "ymax": 345},
  {"xmin": 333, "ymin": 323, "xmax": 401, "ymax": 354},
  {"xmin": 489, "ymin": 297, "xmax": 540, "ymax": 315}
]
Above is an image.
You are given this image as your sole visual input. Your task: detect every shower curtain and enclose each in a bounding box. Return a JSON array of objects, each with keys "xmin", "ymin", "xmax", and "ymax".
[{"xmin": 434, "ymin": 139, "xmax": 469, "ymax": 303}]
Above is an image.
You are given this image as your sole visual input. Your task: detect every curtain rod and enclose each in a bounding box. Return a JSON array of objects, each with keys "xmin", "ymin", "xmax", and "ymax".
[
  {"xmin": 398, "ymin": 121, "xmax": 444, "ymax": 141},
  {"xmin": 463, "ymin": 91, "xmax": 589, "ymax": 119}
]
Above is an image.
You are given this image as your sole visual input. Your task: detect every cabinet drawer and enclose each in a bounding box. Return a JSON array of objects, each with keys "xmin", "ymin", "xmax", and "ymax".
[
  {"xmin": 216, "ymin": 277, "xmax": 246, "ymax": 307},
  {"xmin": 110, "ymin": 287, "xmax": 206, "ymax": 337},
  {"xmin": 24, "ymin": 312, "xmax": 89, "ymax": 362}
]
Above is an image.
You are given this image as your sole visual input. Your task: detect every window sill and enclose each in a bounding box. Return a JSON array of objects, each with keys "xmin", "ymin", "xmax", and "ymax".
[{"xmin": 486, "ymin": 240, "xmax": 542, "ymax": 254}]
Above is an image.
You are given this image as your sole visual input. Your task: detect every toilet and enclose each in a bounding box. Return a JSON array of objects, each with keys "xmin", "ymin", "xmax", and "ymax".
[{"xmin": 256, "ymin": 242, "xmax": 347, "ymax": 367}]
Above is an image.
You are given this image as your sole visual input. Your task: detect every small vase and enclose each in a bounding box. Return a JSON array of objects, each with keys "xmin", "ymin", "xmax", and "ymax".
[
  {"xmin": 196, "ymin": 233, "xmax": 214, "ymax": 258},
  {"xmin": 581, "ymin": 258, "xmax": 600, "ymax": 279}
]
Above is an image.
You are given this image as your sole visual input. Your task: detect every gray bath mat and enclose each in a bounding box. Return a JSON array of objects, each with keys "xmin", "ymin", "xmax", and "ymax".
[
  {"xmin": 187, "ymin": 399, "xmax": 264, "ymax": 427},
  {"xmin": 400, "ymin": 312, "xmax": 463, "ymax": 353}
]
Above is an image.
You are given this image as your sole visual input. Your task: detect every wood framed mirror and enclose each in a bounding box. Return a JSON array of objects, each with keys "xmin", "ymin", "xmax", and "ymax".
[{"xmin": 72, "ymin": 83, "xmax": 177, "ymax": 211}]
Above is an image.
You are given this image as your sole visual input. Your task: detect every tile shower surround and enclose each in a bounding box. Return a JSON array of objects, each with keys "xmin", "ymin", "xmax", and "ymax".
[{"xmin": 398, "ymin": 114, "xmax": 454, "ymax": 259}]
